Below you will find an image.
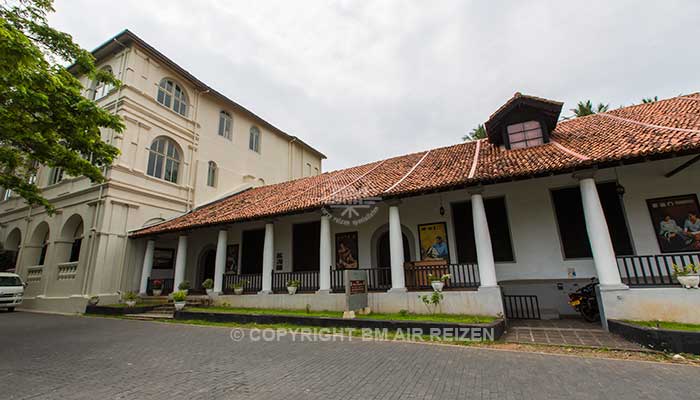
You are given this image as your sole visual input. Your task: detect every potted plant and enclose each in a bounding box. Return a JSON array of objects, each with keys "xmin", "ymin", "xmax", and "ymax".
[
  {"xmin": 287, "ymin": 279, "xmax": 300, "ymax": 295},
  {"xmin": 672, "ymin": 263, "xmax": 699, "ymax": 288},
  {"xmin": 151, "ymin": 279, "xmax": 163, "ymax": 296},
  {"xmin": 428, "ymin": 273, "xmax": 451, "ymax": 292},
  {"xmin": 172, "ymin": 290, "xmax": 187, "ymax": 311},
  {"xmin": 178, "ymin": 280, "xmax": 190, "ymax": 295},
  {"xmin": 202, "ymin": 278, "xmax": 214, "ymax": 296},
  {"xmin": 123, "ymin": 291, "xmax": 139, "ymax": 308},
  {"xmin": 231, "ymin": 280, "xmax": 246, "ymax": 295}
]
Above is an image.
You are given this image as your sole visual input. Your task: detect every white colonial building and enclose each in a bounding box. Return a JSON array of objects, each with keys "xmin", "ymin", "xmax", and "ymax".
[
  {"xmin": 131, "ymin": 93, "xmax": 700, "ymax": 326},
  {"xmin": 0, "ymin": 30, "xmax": 324, "ymax": 313}
]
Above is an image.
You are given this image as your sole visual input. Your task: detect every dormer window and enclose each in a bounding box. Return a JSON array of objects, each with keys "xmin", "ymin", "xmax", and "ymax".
[
  {"xmin": 484, "ymin": 93, "xmax": 563, "ymax": 150},
  {"xmin": 507, "ymin": 121, "xmax": 544, "ymax": 149}
]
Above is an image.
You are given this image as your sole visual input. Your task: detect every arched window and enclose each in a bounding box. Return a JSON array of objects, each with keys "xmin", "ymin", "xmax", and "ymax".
[
  {"xmin": 207, "ymin": 161, "xmax": 217, "ymax": 187},
  {"xmin": 157, "ymin": 78, "xmax": 188, "ymax": 116},
  {"xmin": 38, "ymin": 231, "xmax": 49, "ymax": 266},
  {"xmin": 69, "ymin": 221, "xmax": 83, "ymax": 263},
  {"xmin": 147, "ymin": 137, "xmax": 181, "ymax": 183},
  {"xmin": 218, "ymin": 111, "xmax": 232, "ymax": 139},
  {"xmin": 92, "ymin": 66, "xmax": 115, "ymax": 101},
  {"xmin": 249, "ymin": 126, "xmax": 260, "ymax": 153}
]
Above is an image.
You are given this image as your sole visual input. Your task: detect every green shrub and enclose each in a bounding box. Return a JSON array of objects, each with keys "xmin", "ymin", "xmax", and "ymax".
[
  {"xmin": 123, "ymin": 291, "xmax": 139, "ymax": 301},
  {"xmin": 287, "ymin": 279, "xmax": 301, "ymax": 288},
  {"xmin": 178, "ymin": 280, "xmax": 191, "ymax": 290},
  {"xmin": 202, "ymin": 278, "xmax": 214, "ymax": 290},
  {"xmin": 172, "ymin": 290, "xmax": 187, "ymax": 302}
]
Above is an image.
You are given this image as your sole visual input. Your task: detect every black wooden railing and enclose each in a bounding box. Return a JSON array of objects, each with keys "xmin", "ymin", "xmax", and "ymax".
[
  {"xmin": 146, "ymin": 278, "xmax": 174, "ymax": 295},
  {"xmin": 272, "ymin": 271, "xmax": 319, "ymax": 293},
  {"xmin": 330, "ymin": 268, "xmax": 392, "ymax": 292},
  {"xmin": 503, "ymin": 295, "xmax": 541, "ymax": 319},
  {"xmin": 222, "ymin": 273, "xmax": 263, "ymax": 294},
  {"xmin": 404, "ymin": 263, "xmax": 480, "ymax": 290},
  {"xmin": 616, "ymin": 253, "xmax": 700, "ymax": 287},
  {"xmin": 219, "ymin": 264, "xmax": 480, "ymax": 294}
]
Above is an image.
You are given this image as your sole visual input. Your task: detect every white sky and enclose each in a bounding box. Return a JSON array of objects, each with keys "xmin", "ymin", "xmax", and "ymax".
[{"xmin": 49, "ymin": 0, "xmax": 700, "ymax": 171}]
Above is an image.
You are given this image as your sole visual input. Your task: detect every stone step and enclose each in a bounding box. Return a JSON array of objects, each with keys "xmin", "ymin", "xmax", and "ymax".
[{"xmin": 124, "ymin": 313, "xmax": 174, "ymax": 320}]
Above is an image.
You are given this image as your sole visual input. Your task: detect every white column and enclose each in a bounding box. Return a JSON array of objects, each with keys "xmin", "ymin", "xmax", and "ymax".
[
  {"xmin": 318, "ymin": 214, "xmax": 332, "ymax": 293},
  {"xmin": 259, "ymin": 222, "xmax": 274, "ymax": 294},
  {"xmin": 471, "ymin": 192, "xmax": 498, "ymax": 287},
  {"xmin": 388, "ymin": 203, "xmax": 406, "ymax": 292},
  {"xmin": 173, "ymin": 235, "xmax": 188, "ymax": 291},
  {"xmin": 579, "ymin": 177, "xmax": 625, "ymax": 287},
  {"xmin": 138, "ymin": 239, "xmax": 156, "ymax": 295},
  {"xmin": 213, "ymin": 229, "xmax": 228, "ymax": 294}
]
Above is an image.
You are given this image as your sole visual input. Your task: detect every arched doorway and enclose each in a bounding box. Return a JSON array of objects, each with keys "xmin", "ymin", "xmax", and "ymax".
[
  {"xmin": 197, "ymin": 248, "xmax": 216, "ymax": 292},
  {"xmin": 1, "ymin": 228, "xmax": 22, "ymax": 272},
  {"xmin": 376, "ymin": 231, "xmax": 412, "ymax": 287},
  {"xmin": 377, "ymin": 231, "xmax": 411, "ymax": 269}
]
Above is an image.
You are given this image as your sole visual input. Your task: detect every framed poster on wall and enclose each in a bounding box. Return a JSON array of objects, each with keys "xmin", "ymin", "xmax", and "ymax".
[
  {"xmin": 153, "ymin": 248, "xmax": 174, "ymax": 269},
  {"xmin": 226, "ymin": 244, "xmax": 239, "ymax": 272},
  {"xmin": 335, "ymin": 232, "xmax": 359, "ymax": 269},
  {"xmin": 647, "ymin": 194, "xmax": 700, "ymax": 253},
  {"xmin": 418, "ymin": 222, "xmax": 450, "ymax": 261}
]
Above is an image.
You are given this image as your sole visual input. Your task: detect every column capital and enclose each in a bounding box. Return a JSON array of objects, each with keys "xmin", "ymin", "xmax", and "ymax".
[
  {"xmin": 467, "ymin": 185, "xmax": 484, "ymax": 196},
  {"xmin": 572, "ymin": 169, "xmax": 597, "ymax": 181},
  {"xmin": 386, "ymin": 199, "xmax": 402, "ymax": 207}
]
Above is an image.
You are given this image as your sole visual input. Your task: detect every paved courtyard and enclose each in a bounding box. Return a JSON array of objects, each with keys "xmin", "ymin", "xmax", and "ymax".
[
  {"xmin": 504, "ymin": 319, "xmax": 643, "ymax": 350},
  {"xmin": 0, "ymin": 312, "xmax": 697, "ymax": 400}
]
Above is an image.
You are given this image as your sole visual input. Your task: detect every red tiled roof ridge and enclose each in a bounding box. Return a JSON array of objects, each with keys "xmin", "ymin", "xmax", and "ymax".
[{"xmin": 132, "ymin": 92, "xmax": 700, "ymax": 237}]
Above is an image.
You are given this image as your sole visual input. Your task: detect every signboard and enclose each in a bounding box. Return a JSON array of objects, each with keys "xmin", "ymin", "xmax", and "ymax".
[{"xmin": 344, "ymin": 269, "xmax": 368, "ymax": 312}]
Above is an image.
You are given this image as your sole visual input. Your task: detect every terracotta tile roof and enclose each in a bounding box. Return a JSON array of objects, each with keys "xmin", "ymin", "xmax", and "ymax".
[{"xmin": 133, "ymin": 93, "xmax": 700, "ymax": 237}]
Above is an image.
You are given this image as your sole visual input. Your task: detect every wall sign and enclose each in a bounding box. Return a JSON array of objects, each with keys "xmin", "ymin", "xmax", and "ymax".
[
  {"xmin": 345, "ymin": 269, "xmax": 368, "ymax": 311},
  {"xmin": 276, "ymin": 252, "xmax": 284, "ymax": 271},
  {"xmin": 647, "ymin": 194, "xmax": 700, "ymax": 253},
  {"xmin": 418, "ymin": 222, "xmax": 450, "ymax": 261},
  {"xmin": 335, "ymin": 231, "xmax": 359, "ymax": 269}
]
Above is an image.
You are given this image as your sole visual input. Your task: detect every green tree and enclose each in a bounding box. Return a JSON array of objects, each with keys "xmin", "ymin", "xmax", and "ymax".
[
  {"xmin": 0, "ymin": 0, "xmax": 123, "ymax": 212},
  {"xmin": 642, "ymin": 96, "xmax": 658, "ymax": 103},
  {"xmin": 462, "ymin": 124, "xmax": 487, "ymax": 141},
  {"xmin": 570, "ymin": 100, "xmax": 609, "ymax": 117}
]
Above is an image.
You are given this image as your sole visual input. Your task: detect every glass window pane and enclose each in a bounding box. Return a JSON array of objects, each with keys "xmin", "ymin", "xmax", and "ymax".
[
  {"xmin": 525, "ymin": 128, "xmax": 543, "ymax": 140},
  {"xmin": 147, "ymin": 152, "xmax": 157, "ymax": 176},
  {"xmin": 154, "ymin": 155, "xmax": 164, "ymax": 178},
  {"xmin": 523, "ymin": 120, "xmax": 540, "ymax": 130}
]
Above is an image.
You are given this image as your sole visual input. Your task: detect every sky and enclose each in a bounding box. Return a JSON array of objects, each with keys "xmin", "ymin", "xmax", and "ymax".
[{"xmin": 49, "ymin": 0, "xmax": 700, "ymax": 172}]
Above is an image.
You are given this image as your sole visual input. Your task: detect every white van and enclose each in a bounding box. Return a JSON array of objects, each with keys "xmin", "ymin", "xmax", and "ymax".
[{"xmin": 0, "ymin": 272, "xmax": 25, "ymax": 311}]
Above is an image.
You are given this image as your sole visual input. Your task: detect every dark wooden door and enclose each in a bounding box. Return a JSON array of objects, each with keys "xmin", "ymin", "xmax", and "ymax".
[
  {"xmin": 293, "ymin": 221, "xmax": 320, "ymax": 271},
  {"xmin": 241, "ymin": 229, "xmax": 265, "ymax": 274},
  {"xmin": 377, "ymin": 231, "xmax": 411, "ymax": 268}
]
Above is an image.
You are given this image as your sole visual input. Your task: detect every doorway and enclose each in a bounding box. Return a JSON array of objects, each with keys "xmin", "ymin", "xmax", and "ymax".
[
  {"xmin": 241, "ymin": 229, "xmax": 265, "ymax": 274},
  {"xmin": 197, "ymin": 248, "xmax": 216, "ymax": 291}
]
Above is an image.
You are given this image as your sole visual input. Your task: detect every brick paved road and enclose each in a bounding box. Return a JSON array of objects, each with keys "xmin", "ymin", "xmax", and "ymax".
[{"xmin": 0, "ymin": 312, "xmax": 697, "ymax": 400}]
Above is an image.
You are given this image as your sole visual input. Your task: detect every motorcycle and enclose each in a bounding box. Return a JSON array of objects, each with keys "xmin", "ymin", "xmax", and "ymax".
[{"xmin": 568, "ymin": 278, "xmax": 600, "ymax": 322}]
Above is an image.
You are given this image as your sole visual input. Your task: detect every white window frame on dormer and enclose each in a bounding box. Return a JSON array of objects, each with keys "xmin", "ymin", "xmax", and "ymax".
[
  {"xmin": 157, "ymin": 78, "xmax": 189, "ymax": 117},
  {"xmin": 218, "ymin": 111, "xmax": 232, "ymax": 140},
  {"xmin": 506, "ymin": 121, "xmax": 545, "ymax": 149}
]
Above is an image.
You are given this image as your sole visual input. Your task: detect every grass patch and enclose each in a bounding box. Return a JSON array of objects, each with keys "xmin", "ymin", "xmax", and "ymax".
[
  {"xmin": 186, "ymin": 306, "xmax": 495, "ymax": 324},
  {"xmin": 624, "ymin": 320, "xmax": 700, "ymax": 332},
  {"xmin": 101, "ymin": 301, "xmax": 167, "ymax": 308}
]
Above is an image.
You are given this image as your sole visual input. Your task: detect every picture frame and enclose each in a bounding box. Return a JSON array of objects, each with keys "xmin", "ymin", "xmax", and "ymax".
[
  {"xmin": 417, "ymin": 222, "xmax": 450, "ymax": 261},
  {"xmin": 335, "ymin": 231, "xmax": 359, "ymax": 269},
  {"xmin": 646, "ymin": 194, "xmax": 700, "ymax": 253}
]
